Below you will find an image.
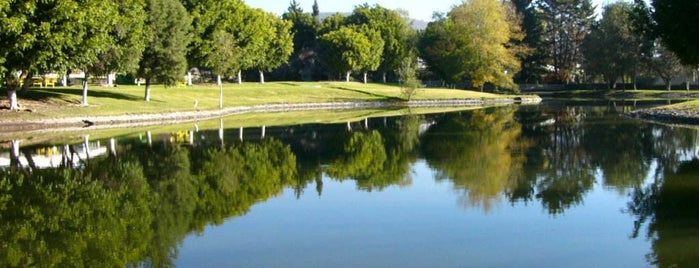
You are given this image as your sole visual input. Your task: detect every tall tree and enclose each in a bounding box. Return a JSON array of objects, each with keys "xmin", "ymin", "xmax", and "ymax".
[
  {"xmin": 582, "ymin": 2, "xmax": 637, "ymax": 89},
  {"xmin": 419, "ymin": 0, "xmax": 521, "ymax": 91},
  {"xmin": 538, "ymin": 0, "xmax": 595, "ymax": 83},
  {"xmin": 282, "ymin": 1, "xmax": 319, "ymax": 81},
  {"xmin": 346, "ymin": 4, "xmax": 414, "ymax": 83},
  {"xmin": 138, "ymin": 0, "xmax": 191, "ymax": 101},
  {"xmin": 253, "ymin": 12, "xmax": 293, "ymax": 84},
  {"xmin": 319, "ymin": 26, "xmax": 378, "ymax": 82},
  {"xmin": 511, "ymin": 0, "xmax": 547, "ymax": 83},
  {"xmin": 0, "ymin": 0, "xmax": 117, "ymax": 110},
  {"xmin": 649, "ymin": 43, "xmax": 683, "ymax": 90},
  {"xmin": 652, "ymin": 0, "xmax": 699, "ymax": 65},
  {"xmin": 81, "ymin": 0, "xmax": 148, "ymax": 106},
  {"xmin": 186, "ymin": 0, "xmax": 246, "ymax": 82}
]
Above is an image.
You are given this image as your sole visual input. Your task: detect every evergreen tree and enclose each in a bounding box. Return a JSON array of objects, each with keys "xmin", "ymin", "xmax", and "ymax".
[
  {"xmin": 138, "ymin": 0, "xmax": 192, "ymax": 101},
  {"xmin": 538, "ymin": 0, "xmax": 596, "ymax": 83}
]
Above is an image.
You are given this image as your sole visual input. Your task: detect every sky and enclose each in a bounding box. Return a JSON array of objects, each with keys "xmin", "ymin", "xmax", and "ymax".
[{"xmin": 244, "ymin": 0, "xmax": 620, "ymax": 22}]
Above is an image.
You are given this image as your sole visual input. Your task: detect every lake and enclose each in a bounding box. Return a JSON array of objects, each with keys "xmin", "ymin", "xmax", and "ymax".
[{"xmin": 1, "ymin": 100, "xmax": 697, "ymax": 267}]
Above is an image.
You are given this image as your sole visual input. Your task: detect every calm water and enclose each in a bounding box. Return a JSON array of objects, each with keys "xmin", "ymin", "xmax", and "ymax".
[{"xmin": 1, "ymin": 100, "xmax": 698, "ymax": 267}]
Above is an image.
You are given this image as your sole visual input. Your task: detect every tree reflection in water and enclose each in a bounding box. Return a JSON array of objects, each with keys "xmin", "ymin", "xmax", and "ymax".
[
  {"xmin": 628, "ymin": 159, "xmax": 699, "ymax": 267},
  {"xmin": 0, "ymin": 137, "xmax": 296, "ymax": 267},
  {"xmin": 0, "ymin": 106, "xmax": 698, "ymax": 267}
]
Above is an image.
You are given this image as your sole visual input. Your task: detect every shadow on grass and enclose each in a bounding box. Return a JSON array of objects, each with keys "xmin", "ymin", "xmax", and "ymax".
[
  {"xmin": 329, "ymin": 85, "xmax": 404, "ymax": 102},
  {"xmin": 17, "ymin": 87, "xmax": 141, "ymax": 101}
]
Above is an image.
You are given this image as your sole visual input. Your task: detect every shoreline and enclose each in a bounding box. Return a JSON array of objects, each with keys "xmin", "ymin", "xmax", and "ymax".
[
  {"xmin": 626, "ymin": 107, "xmax": 699, "ymax": 126},
  {"xmin": 0, "ymin": 97, "xmax": 542, "ymax": 133}
]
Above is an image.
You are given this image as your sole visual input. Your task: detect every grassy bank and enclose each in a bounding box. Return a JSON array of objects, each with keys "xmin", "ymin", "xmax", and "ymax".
[
  {"xmin": 0, "ymin": 82, "xmax": 529, "ymax": 122},
  {"xmin": 0, "ymin": 106, "xmax": 488, "ymax": 147},
  {"xmin": 659, "ymin": 99, "xmax": 699, "ymax": 110}
]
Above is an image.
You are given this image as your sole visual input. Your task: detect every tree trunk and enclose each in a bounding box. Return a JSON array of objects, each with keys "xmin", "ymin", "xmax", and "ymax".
[
  {"xmin": 81, "ymin": 75, "xmax": 89, "ymax": 106},
  {"xmin": 145, "ymin": 78, "xmax": 151, "ymax": 101},
  {"xmin": 7, "ymin": 88, "xmax": 19, "ymax": 111},
  {"xmin": 259, "ymin": 70, "xmax": 265, "ymax": 84},
  {"xmin": 382, "ymin": 72, "xmax": 387, "ymax": 83},
  {"xmin": 20, "ymin": 69, "xmax": 34, "ymax": 94},
  {"xmin": 107, "ymin": 73, "xmax": 114, "ymax": 87},
  {"xmin": 686, "ymin": 79, "xmax": 690, "ymax": 91},
  {"xmin": 633, "ymin": 75, "xmax": 637, "ymax": 90},
  {"xmin": 345, "ymin": 71, "xmax": 351, "ymax": 83},
  {"xmin": 237, "ymin": 70, "xmax": 242, "ymax": 84},
  {"xmin": 665, "ymin": 79, "xmax": 671, "ymax": 91},
  {"xmin": 363, "ymin": 72, "xmax": 368, "ymax": 84},
  {"xmin": 219, "ymin": 80, "xmax": 223, "ymax": 109},
  {"xmin": 217, "ymin": 74, "xmax": 222, "ymax": 86}
]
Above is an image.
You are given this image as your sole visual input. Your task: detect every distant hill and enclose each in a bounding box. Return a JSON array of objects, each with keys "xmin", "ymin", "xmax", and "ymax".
[{"xmin": 318, "ymin": 12, "xmax": 428, "ymax": 31}]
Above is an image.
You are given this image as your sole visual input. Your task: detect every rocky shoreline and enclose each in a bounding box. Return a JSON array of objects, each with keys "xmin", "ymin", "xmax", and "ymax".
[
  {"xmin": 0, "ymin": 97, "xmax": 542, "ymax": 133},
  {"xmin": 626, "ymin": 107, "xmax": 699, "ymax": 126}
]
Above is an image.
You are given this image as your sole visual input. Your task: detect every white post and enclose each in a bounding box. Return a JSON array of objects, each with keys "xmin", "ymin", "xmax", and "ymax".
[
  {"xmin": 347, "ymin": 122, "xmax": 352, "ymax": 131},
  {"xmin": 261, "ymin": 125, "xmax": 266, "ymax": 139},
  {"xmin": 364, "ymin": 118, "xmax": 369, "ymax": 129},
  {"xmin": 237, "ymin": 70, "xmax": 242, "ymax": 84},
  {"xmin": 147, "ymin": 131, "xmax": 152, "ymax": 147},
  {"xmin": 239, "ymin": 127, "xmax": 244, "ymax": 141},
  {"xmin": 219, "ymin": 119, "xmax": 224, "ymax": 144},
  {"xmin": 11, "ymin": 140, "xmax": 20, "ymax": 159},
  {"xmin": 217, "ymin": 74, "xmax": 222, "ymax": 86},
  {"xmin": 189, "ymin": 130, "xmax": 194, "ymax": 145},
  {"xmin": 109, "ymin": 138, "xmax": 116, "ymax": 156},
  {"xmin": 187, "ymin": 72, "xmax": 193, "ymax": 86}
]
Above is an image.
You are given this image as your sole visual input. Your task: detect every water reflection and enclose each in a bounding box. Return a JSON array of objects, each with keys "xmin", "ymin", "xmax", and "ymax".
[{"xmin": 1, "ymin": 104, "xmax": 698, "ymax": 266}]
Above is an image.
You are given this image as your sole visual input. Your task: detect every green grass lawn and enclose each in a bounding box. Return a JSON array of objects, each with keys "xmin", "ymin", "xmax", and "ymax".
[
  {"xmin": 0, "ymin": 81, "xmax": 529, "ymax": 122},
  {"xmin": 661, "ymin": 99, "xmax": 699, "ymax": 110}
]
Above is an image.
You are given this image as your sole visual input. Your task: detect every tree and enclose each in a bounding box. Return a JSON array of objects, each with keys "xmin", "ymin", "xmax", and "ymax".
[
  {"xmin": 346, "ymin": 4, "xmax": 414, "ymax": 83},
  {"xmin": 0, "ymin": 0, "xmax": 118, "ymax": 110},
  {"xmin": 185, "ymin": 0, "xmax": 247, "ymax": 107},
  {"xmin": 282, "ymin": 2, "xmax": 319, "ymax": 81},
  {"xmin": 253, "ymin": 12, "xmax": 293, "ymax": 84},
  {"xmin": 138, "ymin": 0, "xmax": 191, "ymax": 102},
  {"xmin": 649, "ymin": 43, "xmax": 683, "ymax": 90},
  {"xmin": 418, "ymin": 0, "xmax": 521, "ymax": 91},
  {"xmin": 318, "ymin": 26, "xmax": 382, "ymax": 83},
  {"xmin": 81, "ymin": 0, "xmax": 148, "ymax": 106},
  {"xmin": 652, "ymin": 0, "xmax": 699, "ymax": 65},
  {"xmin": 511, "ymin": 0, "xmax": 548, "ymax": 83},
  {"xmin": 582, "ymin": 2, "xmax": 637, "ymax": 89},
  {"xmin": 538, "ymin": 0, "xmax": 596, "ymax": 83}
]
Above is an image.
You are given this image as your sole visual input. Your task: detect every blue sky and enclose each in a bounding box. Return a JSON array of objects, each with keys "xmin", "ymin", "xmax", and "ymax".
[{"xmin": 244, "ymin": 0, "xmax": 619, "ymax": 22}]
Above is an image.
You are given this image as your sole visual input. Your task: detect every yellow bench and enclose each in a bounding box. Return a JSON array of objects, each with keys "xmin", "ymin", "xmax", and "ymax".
[{"xmin": 44, "ymin": 77, "xmax": 57, "ymax": 87}]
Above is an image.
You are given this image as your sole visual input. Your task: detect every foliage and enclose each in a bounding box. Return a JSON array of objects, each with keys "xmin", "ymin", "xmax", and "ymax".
[
  {"xmin": 185, "ymin": 0, "xmax": 246, "ymax": 77},
  {"xmin": 138, "ymin": 0, "xmax": 191, "ymax": 87},
  {"xmin": 318, "ymin": 26, "xmax": 383, "ymax": 81},
  {"xmin": 0, "ymin": 0, "xmax": 119, "ymax": 109},
  {"xmin": 418, "ymin": 0, "xmax": 521, "ymax": 91},
  {"xmin": 346, "ymin": 4, "xmax": 414, "ymax": 79},
  {"xmin": 652, "ymin": 0, "xmax": 699, "ymax": 65},
  {"xmin": 398, "ymin": 57, "xmax": 420, "ymax": 100},
  {"xmin": 537, "ymin": 0, "xmax": 596, "ymax": 83},
  {"xmin": 582, "ymin": 2, "xmax": 638, "ymax": 89},
  {"xmin": 254, "ymin": 11, "xmax": 294, "ymax": 74}
]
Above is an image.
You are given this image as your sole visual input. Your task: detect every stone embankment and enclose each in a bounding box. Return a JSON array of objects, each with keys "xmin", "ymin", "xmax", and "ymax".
[
  {"xmin": 2, "ymin": 96, "xmax": 542, "ymax": 132},
  {"xmin": 627, "ymin": 108, "xmax": 699, "ymax": 125}
]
